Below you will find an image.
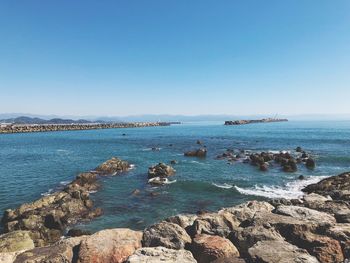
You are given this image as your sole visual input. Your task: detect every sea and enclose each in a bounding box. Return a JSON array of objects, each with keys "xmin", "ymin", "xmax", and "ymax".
[{"xmin": 0, "ymin": 120, "xmax": 349, "ymax": 232}]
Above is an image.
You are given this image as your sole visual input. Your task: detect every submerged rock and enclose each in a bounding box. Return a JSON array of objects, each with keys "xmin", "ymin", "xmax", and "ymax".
[{"xmin": 306, "ymin": 158, "xmax": 316, "ymax": 169}]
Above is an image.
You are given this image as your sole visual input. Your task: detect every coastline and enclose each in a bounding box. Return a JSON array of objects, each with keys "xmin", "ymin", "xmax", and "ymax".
[
  {"xmin": 0, "ymin": 122, "xmax": 179, "ymax": 134},
  {"xmin": 1, "ymin": 156, "xmax": 349, "ymax": 262}
]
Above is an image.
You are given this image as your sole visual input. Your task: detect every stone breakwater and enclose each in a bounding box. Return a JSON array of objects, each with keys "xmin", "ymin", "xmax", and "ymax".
[
  {"xmin": 224, "ymin": 118, "xmax": 288, "ymax": 125},
  {"xmin": 1, "ymin": 169, "xmax": 350, "ymax": 262},
  {"xmin": 0, "ymin": 122, "xmax": 177, "ymax": 134}
]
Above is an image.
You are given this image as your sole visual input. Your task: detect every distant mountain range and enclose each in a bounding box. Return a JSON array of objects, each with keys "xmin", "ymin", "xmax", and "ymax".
[{"xmin": 0, "ymin": 116, "xmax": 105, "ymax": 125}]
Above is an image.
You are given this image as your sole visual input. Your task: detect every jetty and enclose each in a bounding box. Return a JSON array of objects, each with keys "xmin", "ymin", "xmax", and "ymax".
[
  {"xmin": 224, "ymin": 118, "xmax": 288, "ymax": 125},
  {"xmin": 0, "ymin": 122, "xmax": 178, "ymax": 134}
]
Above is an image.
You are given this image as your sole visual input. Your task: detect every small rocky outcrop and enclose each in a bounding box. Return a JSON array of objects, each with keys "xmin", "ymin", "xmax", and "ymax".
[
  {"xmin": 77, "ymin": 228, "xmax": 142, "ymax": 263},
  {"xmin": 126, "ymin": 247, "xmax": 197, "ymax": 263},
  {"xmin": 1, "ymin": 157, "xmax": 130, "ymax": 246},
  {"xmin": 184, "ymin": 148, "xmax": 207, "ymax": 158},
  {"xmin": 94, "ymin": 157, "xmax": 130, "ymax": 175},
  {"xmin": 303, "ymin": 172, "xmax": 350, "ymax": 198},
  {"xmin": 190, "ymin": 234, "xmax": 240, "ymax": 263},
  {"xmin": 148, "ymin": 163, "xmax": 176, "ymax": 179},
  {"xmin": 142, "ymin": 222, "xmax": 192, "ymax": 249}
]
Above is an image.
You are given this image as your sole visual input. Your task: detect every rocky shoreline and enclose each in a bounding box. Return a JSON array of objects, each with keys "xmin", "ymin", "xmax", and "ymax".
[
  {"xmin": 1, "ymin": 158, "xmax": 350, "ymax": 262},
  {"xmin": 0, "ymin": 122, "xmax": 178, "ymax": 134},
  {"xmin": 224, "ymin": 118, "xmax": 288, "ymax": 125}
]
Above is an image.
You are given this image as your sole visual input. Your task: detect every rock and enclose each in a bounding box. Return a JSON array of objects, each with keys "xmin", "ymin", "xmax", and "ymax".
[
  {"xmin": 248, "ymin": 240, "xmax": 319, "ymax": 263},
  {"xmin": 165, "ymin": 214, "xmax": 198, "ymax": 230},
  {"xmin": 334, "ymin": 210, "xmax": 350, "ymax": 223},
  {"xmin": 94, "ymin": 157, "xmax": 130, "ymax": 175},
  {"xmin": 170, "ymin": 160, "xmax": 178, "ymax": 165},
  {"xmin": 148, "ymin": 163, "xmax": 176, "ymax": 179},
  {"xmin": 142, "ymin": 222, "xmax": 191, "ymax": 249},
  {"xmin": 326, "ymin": 223, "xmax": 350, "ymax": 258},
  {"xmin": 302, "ymin": 193, "xmax": 332, "ymax": 203},
  {"xmin": 0, "ymin": 231, "xmax": 34, "ymax": 253},
  {"xmin": 273, "ymin": 205, "xmax": 336, "ymax": 225},
  {"xmin": 0, "ymin": 251, "xmax": 21, "ymax": 263},
  {"xmin": 14, "ymin": 236, "xmax": 86, "ymax": 263},
  {"xmin": 306, "ymin": 158, "xmax": 316, "ymax": 169},
  {"xmin": 298, "ymin": 175, "xmax": 305, "ymax": 180},
  {"xmin": 188, "ymin": 211, "xmax": 240, "ymax": 238},
  {"xmin": 259, "ymin": 163, "xmax": 269, "ymax": 171},
  {"xmin": 131, "ymin": 189, "xmax": 141, "ymax": 196},
  {"xmin": 228, "ymin": 226, "xmax": 284, "ymax": 256},
  {"xmin": 196, "ymin": 140, "xmax": 203, "ymax": 145},
  {"xmin": 126, "ymin": 247, "xmax": 197, "ymax": 263},
  {"xmin": 184, "ymin": 148, "xmax": 207, "ymax": 158},
  {"xmin": 190, "ymin": 234, "xmax": 240, "ymax": 263},
  {"xmin": 296, "ymin": 147, "xmax": 303, "ymax": 152},
  {"xmin": 77, "ymin": 228, "xmax": 142, "ymax": 263},
  {"xmin": 302, "ymin": 172, "xmax": 350, "ymax": 198},
  {"xmin": 220, "ymin": 201, "xmax": 274, "ymax": 223},
  {"xmin": 284, "ymin": 230, "xmax": 343, "ymax": 263},
  {"xmin": 67, "ymin": 228, "xmax": 92, "ymax": 237}
]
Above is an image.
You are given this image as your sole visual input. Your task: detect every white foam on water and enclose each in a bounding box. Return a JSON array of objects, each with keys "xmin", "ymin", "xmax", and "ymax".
[
  {"xmin": 212, "ymin": 183, "xmax": 233, "ymax": 189},
  {"xmin": 234, "ymin": 175, "xmax": 328, "ymax": 199},
  {"xmin": 129, "ymin": 164, "xmax": 136, "ymax": 169},
  {"xmin": 41, "ymin": 189, "xmax": 54, "ymax": 196},
  {"xmin": 60, "ymin": 181, "xmax": 70, "ymax": 185}
]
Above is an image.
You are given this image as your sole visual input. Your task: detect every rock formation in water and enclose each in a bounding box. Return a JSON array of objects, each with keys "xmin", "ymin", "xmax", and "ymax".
[{"xmin": 1, "ymin": 166, "xmax": 350, "ymax": 262}]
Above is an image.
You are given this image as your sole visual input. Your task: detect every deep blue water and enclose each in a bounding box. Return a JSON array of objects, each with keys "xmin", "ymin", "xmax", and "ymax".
[{"xmin": 0, "ymin": 121, "xmax": 350, "ymax": 232}]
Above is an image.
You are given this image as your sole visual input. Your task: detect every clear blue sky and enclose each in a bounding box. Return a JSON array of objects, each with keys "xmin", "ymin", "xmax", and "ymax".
[{"xmin": 0, "ymin": 1, "xmax": 349, "ymax": 116}]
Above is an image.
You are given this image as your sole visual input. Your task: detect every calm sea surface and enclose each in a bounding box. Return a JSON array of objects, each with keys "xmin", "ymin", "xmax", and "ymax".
[{"xmin": 1, "ymin": 121, "xmax": 349, "ymax": 232}]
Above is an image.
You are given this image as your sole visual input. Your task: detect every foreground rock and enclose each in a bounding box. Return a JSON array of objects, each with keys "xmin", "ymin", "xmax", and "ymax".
[
  {"xmin": 77, "ymin": 228, "xmax": 142, "ymax": 263},
  {"xmin": 148, "ymin": 163, "xmax": 176, "ymax": 179},
  {"xmin": 126, "ymin": 247, "xmax": 197, "ymax": 263},
  {"xmin": 248, "ymin": 240, "xmax": 319, "ymax": 263},
  {"xmin": 0, "ymin": 231, "xmax": 34, "ymax": 253},
  {"xmin": 142, "ymin": 222, "xmax": 192, "ymax": 249},
  {"xmin": 1, "ymin": 157, "xmax": 129, "ymax": 246},
  {"xmin": 13, "ymin": 236, "xmax": 86, "ymax": 263},
  {"xmin": 190, "ymin": 234, "xmax": 240, "ymax": 263}
]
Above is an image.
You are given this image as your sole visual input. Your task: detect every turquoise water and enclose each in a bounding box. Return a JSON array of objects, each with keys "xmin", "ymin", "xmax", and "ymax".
[{"xmin": 1, "ymin": 121, "xmax": 350, "ymax": 232}]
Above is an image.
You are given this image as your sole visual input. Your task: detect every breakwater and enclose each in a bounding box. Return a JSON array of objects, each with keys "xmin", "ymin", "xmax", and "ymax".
[
  {"xmin": 224, "ymin": 118, "xmax": 288, "ymax": 125},
  {"xmin": 0, "ymin": 122, "xmax": 178, "ymax": 134}
]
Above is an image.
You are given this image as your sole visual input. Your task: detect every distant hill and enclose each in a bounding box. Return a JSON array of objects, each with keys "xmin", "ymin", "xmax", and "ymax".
[{"xmin": 0, "ymin": 116, "xmax": 102, "ymax": 125}]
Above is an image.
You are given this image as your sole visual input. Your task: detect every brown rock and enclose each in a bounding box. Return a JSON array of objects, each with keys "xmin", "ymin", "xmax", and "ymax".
[
  {"xmin": 94, "ymin": 157, "xmax": 130, "ymax": 175},
  {"xmin": 190, "ymin": 234, "xmax": 240, "ymax": 263},
  {"xmin": 77, "ymin": 228, "xmax": 142, "ymax": 263},
  {"xmin": 148, "ymin": 163, "xmax": 176, "ymax": 179}
]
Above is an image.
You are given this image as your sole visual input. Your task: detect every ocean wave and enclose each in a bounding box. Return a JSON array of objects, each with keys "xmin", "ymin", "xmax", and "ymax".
[
  {"xmin": 234, "ymin": 176, "xmax": 328, "ymax": 199},
  {"xmin": 212, "ymin": 183, "xmax": 233, "ymax": 189},
  {"xmin": 60, "ymin": 181, "xmax": 70, "ymax": 186},
  {"xmin": 41, "ymin": 188, "xmax": 54, "ymax": 196}
]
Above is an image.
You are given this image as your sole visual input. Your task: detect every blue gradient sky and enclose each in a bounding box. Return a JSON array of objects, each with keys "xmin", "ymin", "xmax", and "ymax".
[{"xmin": 0, "ymin": 1, "xmax": 349, "ymax": 116}]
